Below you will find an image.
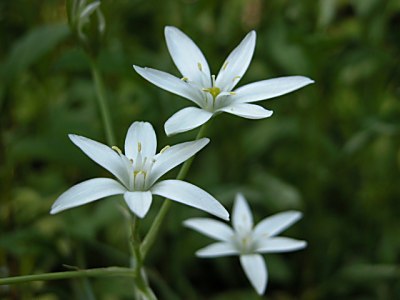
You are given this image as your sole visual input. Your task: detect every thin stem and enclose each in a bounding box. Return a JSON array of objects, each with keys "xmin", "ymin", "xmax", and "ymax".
[
  {"xmin": 0, "ymin": 267, "xmax": 135, "ymax": 285},
  {"xmin": 131, "ymin": 215, "xmax": 157, "ymax": 299},
  {"xmin": 140, "ymin": 121, "xmax": 211, "ymax": 259},
  {"xmin": 89, "ymin": 57, "xmax": 116, "ymax": 146}
]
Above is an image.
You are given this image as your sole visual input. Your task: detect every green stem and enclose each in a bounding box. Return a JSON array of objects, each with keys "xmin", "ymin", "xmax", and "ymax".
[
  {"xmin": 89, "ymin": 57, "xmax": 116, "ymax": 146},
  {"xmin": 0, "ymin": 267, "xmax": 135, "ymax": 285},
  {"xmin": 130, "ymin": 215, "xmax": 157, "ymax": 299},
  {"xmin": 140, "ymin": 121, "xmax": 211, "ymax": 259}
]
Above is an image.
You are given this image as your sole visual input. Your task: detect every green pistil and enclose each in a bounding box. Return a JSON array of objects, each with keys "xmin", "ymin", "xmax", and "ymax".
[{"xmin": 203, "ymin": 86, "xmax": 221, "ymax": 99}]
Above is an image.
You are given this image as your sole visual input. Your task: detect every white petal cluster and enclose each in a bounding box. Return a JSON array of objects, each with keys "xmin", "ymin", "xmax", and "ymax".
[
  {"xmin": 184, "ymin": 193, "xmax": 306, "ymax": 295},
  {"xmin": 51, "ymin": 121, "xmax": 229, "ymax": 220},
  {"xmin": 134, "ymin": 26, "xmax": 314, "ymax": 135}
]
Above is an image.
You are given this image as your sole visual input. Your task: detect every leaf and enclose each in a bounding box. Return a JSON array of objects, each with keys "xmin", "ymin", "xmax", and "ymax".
[{"xmin": 2, "ymin": 23, "xmax": 70, "ymax": 83}]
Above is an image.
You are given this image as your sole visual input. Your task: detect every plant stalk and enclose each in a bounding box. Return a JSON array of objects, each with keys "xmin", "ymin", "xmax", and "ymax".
[
  {"xmin": 0, "ymin": 267, "xmax": 135, "ymax": 285},
  {"xmin": 89, "ymin": 57, "xmax": 116, "ymax": 146},
  {"xmin": 140, "ymin": 121, "xmax": 211, "ymax": 259}
]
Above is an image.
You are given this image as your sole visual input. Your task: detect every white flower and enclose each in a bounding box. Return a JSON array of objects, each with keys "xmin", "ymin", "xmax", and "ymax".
[
  {"xmin": 51, "ymin": 121, "xmax": 229, "ymax": 220},
  {"xmin": 133, "ymin": 26, "xmax": 314, "ymax": 135},
  {"xmin": 184, "ymin": 193, "xmax": 306, "ymax": 295}
]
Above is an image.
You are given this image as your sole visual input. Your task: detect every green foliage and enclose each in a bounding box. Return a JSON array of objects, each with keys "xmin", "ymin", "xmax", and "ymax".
[{"xmin": 1, "ymin": 0, "xmax": 400, "ymax": 299}]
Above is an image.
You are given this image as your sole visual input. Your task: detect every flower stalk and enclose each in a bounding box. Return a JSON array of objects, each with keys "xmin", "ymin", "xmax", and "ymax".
[
  {"xmin": 0, "ymin": 267, "xmax": 136, "ymax": 285},
  {"xmin": 140, "ymin": 121, "xmax": 211, "ymax": 259},
  {"xmin": 90, "ymin": 57, "xmax": 116, "ymax": 146}
]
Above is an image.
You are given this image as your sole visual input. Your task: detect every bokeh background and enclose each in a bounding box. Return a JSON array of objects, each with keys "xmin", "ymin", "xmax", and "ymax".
[{"xmin": 1, "ymin": 0, "xmax": 400, "ymax": 299}]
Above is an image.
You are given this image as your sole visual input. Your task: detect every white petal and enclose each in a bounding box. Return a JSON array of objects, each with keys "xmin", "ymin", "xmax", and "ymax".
[
  {"xmin": 255, "ymin": 237, "xmax": 307, "ymax": 253},
  {"xmin": 149, "ymin": 138, "xmax": 209, "ymax": 185},
  {"xmin": 232, "ymin": 76, "xmax": 315, "ymax": 104},
  {"xmin": 254, "ymin": 211, "xmax": 302, "ymax": 238},
  {"xmin": 183, "ymin": 218, "xmax": 234, "ymax": 242},
  {"xmin": 196, "ymin": 242, "xmax": 239, "ymax": 257},
  {"xmin": 124, "ymin": 121, "xmax": 157, "ymax": 159},
  {"xmin": 69, "ymin": 134, "xmax": 130, "ymax": 187},
  {"xmin": 50, "ymin": 178, "xmax": 126, "ymax": 214},
  {"xmin": 215, "ymin": 31, "xmax": 256, "ymax": 92},
  {"xmin": 232, "ymin": 193, "xmax": 253, "ymax": 235},
  {"xmin": 123, "ymin": 191, "xmax": 152, "ymax": 218},
  {"xmin": 151, "ymin": 180, "xmax": 229, "ymax": 220},
  {"xmin": 217, "ymin": 103, "xmax": 273, "ymax": 119},
  {"xmin": 79, "ymin": 1, "xmax": 100, "ymax": 20},
  {"xmin": 164, "ymin": 107, "xmax": 213, "ymax": 136},
  {"xmin": 240, "ymin": 254, "xmax": 268, "ymax": 295},
  {"xmin": 133, "ymin": 66, "xmax": 203, "ymax": 106},
  {"xmin": 165, "ymin": 26, "xmax": 211, "ymax": 88}
]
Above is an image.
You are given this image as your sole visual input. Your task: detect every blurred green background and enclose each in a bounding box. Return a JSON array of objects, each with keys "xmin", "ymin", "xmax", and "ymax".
[{"xmin": 1, "ymin": 0, "xmax": 400, "ymax": 299}]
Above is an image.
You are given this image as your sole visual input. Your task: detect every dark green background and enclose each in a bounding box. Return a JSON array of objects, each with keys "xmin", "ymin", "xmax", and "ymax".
[{"xmin": 1, "ymin": 0, "xmax": 400, "ymax": 299}]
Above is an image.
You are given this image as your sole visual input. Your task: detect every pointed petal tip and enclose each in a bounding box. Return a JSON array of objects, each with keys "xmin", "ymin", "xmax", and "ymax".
[
  {"xmin": 133, "ymin": 65, "xmax": 145, "ymax": 73},
  {"xmin": 199, "ymin": 137, "xmax": 210, "ymax": 146},
  {"xmin": 293, "ymin": 210, "xmax": 303, "ymax": 219},
  {"xmin": 249, "ymin": 30, "xmax": 256, "ymax": 39},
  {"xmin": 50, "ymin": 204, "xmax": 63, "ymax": 215},
  {"xmin": 256, "ymin": 285, "xmax": 266, "ymax": 295},
  {"xmin": 305, "ymin": 77, "xmax": 315, "ymax": 84},
  {"xmin": 294, "ymin": 76, "xmax": 315, "ymax": 86},
  {"xmin": 220, "ymin": 211, "xmax": 230, "ymax": 221},
  {"xmin": 164, "ymin": 25, "xmax": 181, "ymax": 37}
]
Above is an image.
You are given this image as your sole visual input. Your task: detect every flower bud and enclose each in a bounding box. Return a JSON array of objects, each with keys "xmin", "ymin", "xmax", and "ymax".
[{"xmin": 66, "ymin": 0, "xmax": 106, "ymax": 56}]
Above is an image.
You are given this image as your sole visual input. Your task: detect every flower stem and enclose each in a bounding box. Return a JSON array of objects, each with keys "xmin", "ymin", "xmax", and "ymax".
[
  {"xmin": 140, "ymin": 121, "xmax": 211, "ymax": 259},
  {"xmin": 89, "ymin": 57, "xmax": 116, "ymax": 146},
  {"xmin": 0, "ymin": 267, "xmax": 135, "ymax": 285},
  {"xmin": 130, "ymin": 215, "xmax": 158, "ymax": 299}
]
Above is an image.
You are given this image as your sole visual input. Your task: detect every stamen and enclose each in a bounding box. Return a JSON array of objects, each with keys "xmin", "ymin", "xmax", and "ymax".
[
  {"xmin": 160, "ymin": 145, "xmax": 170, "ymax": 153},
  {"xmin": 211, "ymin": 74, "xmax": 216, "ymax": 86},
  {"xmin": 111, "ymin": 146, "xmax": 122, "ymax": 155},
  {"xmin": 232, "ymin": 75, "xmax": 241, "ymax": 82},
  {"xmin": 197, "ymin": 62, "xmax": 202, "ymax": 71},
  {"xmin": 181, "ymin": 77, "xmax": 189, "ymax": 82},
  {"xmin": 137, "ymin": 142, "xmax": 142, "ymax": 152},
  {"xmin": 229, "ymin": 92, "xmax": 236, "ymax": 95},
  {"xmin": 222, "ymin": 61, "xmax": 229, "ymax": 70}
]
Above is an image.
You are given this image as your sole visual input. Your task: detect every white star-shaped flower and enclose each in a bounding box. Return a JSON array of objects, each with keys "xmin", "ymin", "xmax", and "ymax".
[
  {"xmin": 184, "ymin": 193, "xmax": 306, "ymax": 295},
  {"xmin": 51, "ymin": 121, "xmax": 229, "ymax": 220},
  {"xmin": 133, "ymin": 26, "xmax": 314, "ymax": 135}
]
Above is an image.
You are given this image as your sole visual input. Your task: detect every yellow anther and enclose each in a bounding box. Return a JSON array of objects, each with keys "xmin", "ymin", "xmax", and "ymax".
[
  {"xmin": 229, "ymin": 92, "xmax": 236, "ymax": 95},
  {"xmin": 137, "ymin": 142, "xmax": 142, "ymax": 152},
  {"xmin": 232, "ymin": 75, "xmax": 241, "ymax": 82},
  {"xmin": 112, "ymin": 146, "xmax": 122, "ymax": 155},
  {"xmin": 222, "ymin": 61, "xmax": 229, "ymax": 70},
  {"xmin": 181, "ymin": 77, "xmax": 189, "ymax": 82},
  {"xmin": 134, "ymin": 170, "xmax": 146, "ymax": 176},
  {"xmin": 160, "ymin": 145, "xmax": 170, "ymax": 154},
  {"xmin": 197, "ymin": 62, "xmax": 202, "ymax": 71}
]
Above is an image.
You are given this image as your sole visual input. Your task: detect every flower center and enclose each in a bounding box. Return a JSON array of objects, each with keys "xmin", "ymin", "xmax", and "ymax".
[
  {"xmin": 202, "ymin": 75, "xmax": 221, "ymax": 100},
  {"xmin": 203, "ymin": 86, "xmax": 221, "ymax": 99},
  {"xmin": 237, "ymin": 235, "xmax": 255, "ymax": 254},
  {"xmin": 131, "ymin": 142, "xmax": 156, "ymax": 191},
  {"xmin": 112, "ymin": 143, "xmax": 156, "ymax": 191}
]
